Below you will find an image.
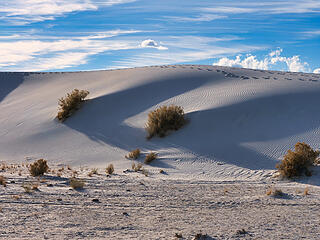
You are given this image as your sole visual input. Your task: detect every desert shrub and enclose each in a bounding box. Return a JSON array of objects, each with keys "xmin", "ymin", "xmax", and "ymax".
[
  {"xmin": 141, "ymin": 168, "xmax": 149, "ymax": 177},
  {"xmin": 276, "ymin": 142, "xmax": 319, "ymax": 178},
  {"xmin": 266, "ymin": 188, "xmax": 283, "ymax": 197},
  {"xmin": 0, "ymin": 176, "xmax": 6, "ymax": 187},
  {"xmin": 70, "ymin": 178, "xmax": 85, "ymax": 189},
  {"xmin": 106, "ymin": 164, "xmax": 114, "ymax": 175},
  {"xmin": 127, "ymin": 149, "xmax": 141, "ymax": 159},
  {"xmin": 145, "ymin": 152, "xmax": 158, "ymax": 164},
  {"xmin": 57, "ymin": 89, "xmax": 89, "ymax": 122},
  {"xmin": 29, "ymin": 159, "xmax": 49, "ymax": 177},
  {"xmin": 132, "ymin": 162, "xmax": 142, "ymax": 172},
  {"xmin": 146, "ymin": 105, "xmax": 186, "ymax": 139}
]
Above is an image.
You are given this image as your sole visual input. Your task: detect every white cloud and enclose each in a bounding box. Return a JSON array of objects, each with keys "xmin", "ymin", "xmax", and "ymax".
[
  {"xmin": 165, "ymin": 14, "xmax": 227, "ymax": 22},
  {"xmin": 213, "ymin": 48, "xmax": 311, "ymax": 72},
  {"xmin": 109, "ymin": 36, "xmax": 263, "ymax": 69},
  {"xmin": 140, "ymin": 39, "xmax": 168, "ymax": 50},
  {"xmin": 203, "ymin": 1, "xmax": 320, "ymax": 15},
  {"xmin": 314, "ymin": 68, "xmax": 320, "ymax": 74},
  {"xmin": 0, "ymin": 30, "xmax": 142, "ymax": 71},
  {"xmin": 0, "ymin": 0, "xmax": 136, "ymax": 25}
]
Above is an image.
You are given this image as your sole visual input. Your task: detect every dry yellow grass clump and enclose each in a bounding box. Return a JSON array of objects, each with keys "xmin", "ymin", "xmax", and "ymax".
[
  {"xmin": 0, "ymin": 176, "xmax": 6, "ymax": 187},
  {"xmin": 29, "ymin": 159, "xmax": 49, "ymax": 177},
  {"xmin": 127, "ymin": 149, "xmax": 141, "ymax": 159},
  {"xmin": 106, "ymin": 164, "xmax": 114, "ymax": 175},
  {"xmin": 57, "ymin": 89, "xmax": 89, "ymax": 122},
  {"xmin": 276, "ymin": 142, "xmax": 319, "ymax": 178},
  {"xmin": 144, "ymin": 152, "xmax": 158, "ymax": 164},
  {"xmin": 146, "ymin": 105, "xmax": 186, "ymax": 139},
  {"xmin": 132, "ymin": 162, "xmax": 143, "ymax": 172},
  {"xmin": 70, "ymin": 178, "xmax": 85, "ymax": 190}
]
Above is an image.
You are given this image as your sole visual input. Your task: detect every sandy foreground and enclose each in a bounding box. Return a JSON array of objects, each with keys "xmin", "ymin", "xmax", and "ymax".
[{"xmin": 0, "ymin": 165, "xmax": 319, "ymax": 240}]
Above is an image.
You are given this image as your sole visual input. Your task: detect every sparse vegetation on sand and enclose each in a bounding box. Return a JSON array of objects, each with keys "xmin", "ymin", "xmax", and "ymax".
[
  {"xmin": 276, "ymin": 142, "xmax": 319, "ymax": 178},
  {"xmin": 29, "ymin": 159, "xmax": 49, "ymax": 177},
  {"xmin": 266, "ymin": 188, "xmax": 283, "ymax": 197},
  {"xmin": 132, "ymin": 162, "xmax": 143, "ymax": 172},
  {"xmin": 70, "ymin": 178, "xmax": 85, "ymax": 190},
  {"xmin": 57, "ymin": 89, "xmax": 89, "ymax": 122},
  {"xmin": 144, "ymin": 152, "xmax": 158, "ymax": 164},
  {"xmin": 0, "ymin": 176, "xmax": 6, "ymax": 187},
  {"xmin": 146, "ymin": 105, "xmax": 186, "ymax": 139},
  {"xmin": 106, "ymin": 164, "xmax": 114, "ymax": 175},
  {"xmin": 126, "ymin": 149, "xmax": 141, "ymax": 159}
]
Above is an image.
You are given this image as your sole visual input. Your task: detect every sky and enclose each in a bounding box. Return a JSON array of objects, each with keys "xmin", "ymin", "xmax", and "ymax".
[{"xmin": 0, "ymin": 0, "xmax": 320, "ymax": 73}]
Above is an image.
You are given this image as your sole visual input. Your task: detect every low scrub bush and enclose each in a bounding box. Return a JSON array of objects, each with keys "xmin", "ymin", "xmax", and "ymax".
[
  {"xmin": 145, "ymin": 152, "xmax": 158, "ymax": 164},
  {"xmin": 57, "ymin": 89, "xmax": 89, "ymax": 122},
  {"xmin": 132, "ymin": 162, "xmax": 142, "ymax": 172},
  {"xmin": 29, "ymin": 159, "xmax": 49, "ymax": 177},
  {"xmin": 70, "ymin": 178, "xmax": 85, "ymax": 190},
  {"xmin": 127, "ymin": 149, "xmax": 141, "ymax": 159},
  {"xmin": 0, "ymin": 176, "xmax": 6, "ymax": 187},
  {"xmin": 276, "ymin": 142, "xmax": 319, "ymax": 178},
  {"xmin": 146, "ymin": 105, "xmax": 186, "ymax": 139},
  {"xmin": 106, "ymin": 164, "xmax": 114, "ymax": 175}
]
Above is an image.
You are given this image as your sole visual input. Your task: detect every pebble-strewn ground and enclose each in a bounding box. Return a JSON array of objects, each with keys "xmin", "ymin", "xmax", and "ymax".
[{"xmin": 0, "ymin": 166, "xmax": 319, "ymax": 240}]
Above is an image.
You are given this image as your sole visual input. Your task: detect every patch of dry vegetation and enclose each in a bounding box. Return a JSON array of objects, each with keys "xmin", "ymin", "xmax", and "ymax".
[
  {"xmin": 0, "ymin": 176, "xmax": 6, "ymax": 187},
  {"xmin": 70, "ymin": 178, "xmax": 85, "ymax": 190},
  {"xmin": 106, "ymin": 164, "xmax": 114, "ymax": 175},
  {"xmin": 266, "ymin": 188, "xmax": 283, "ymax": 197},
  {"xmin": 145, "ymin": 152, "xmax": 158, "ymax": 164},
  {"xmin": 146, "ymin": 105, "xmax": 186, "ymax": 139},
  {"xmin": 29, "ymin": 159, "xmax": 49, "ymax": 177},
  {"xmin": 276, "ymin": 142, "xmax": 319, "ymax": 178},
  {"xmin": 132, "ymin": 162, "xmax": 143, "ymax": 172},
  {"xmin": 126, "ymin": 149, "xmax": 141, "ymax": 159},
  {"xmin": 57, "ymin": 89, "xmax": 89, "ymax": 122}
]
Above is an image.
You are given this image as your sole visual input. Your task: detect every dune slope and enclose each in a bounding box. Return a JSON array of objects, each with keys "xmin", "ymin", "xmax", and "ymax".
[{"xmin": 1, "ymin": 65, "xmax": 320, "ymax": 181}]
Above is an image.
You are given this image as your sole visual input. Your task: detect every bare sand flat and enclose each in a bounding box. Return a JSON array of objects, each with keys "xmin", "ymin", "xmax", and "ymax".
[{"xmin": 0, "ymin": 65, "xmax": 320, "ymax": 239}]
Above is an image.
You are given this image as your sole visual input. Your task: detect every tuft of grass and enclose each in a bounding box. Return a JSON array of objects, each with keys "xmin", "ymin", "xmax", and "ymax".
[
  {"xmin": 127, "ymin": 149, "xmax": 141, "ymax": 159},
  {"xmin": 106, "ymin": 164, "xmax": 114, "ymax": 175},
  {"xmin": 0, "ymin": 176, "xmax": 6, "ymax": 187},
  {"xmin": 303, "ymin": 187, "xmax": 310, "ymax": 196},
  {"xmin": 141, "ymin": 168, "xmax": 149, "ymax": 177},
  {"xmin": 146, "ymin": 105, "xmax": 186, "ymax": 139},
  {"xmin": 29, "ymin": 159, "xmax": 49, "ymax": 177},
  {"xmin": 70, "ymin": 178, "xmax": 85, "ymax": 190},
  {"xmin": 88, "ymin": 168, "xmax": 98, "ymax": 177},
  {"xmin": 145, "ymin": 152, "xmax": 158, "ymax": 164},
  {"xmin": 132, "ymin": 163, "xmax": 143, "ymax": 172},
  {"xmin": 159, "ymin": 169, "xmax": 165, "ymax": 174},
  {"xmin": 266, "ymin": 187, "xmax": 283, "ymax": 197},
  {"xmin": 57, "ymin": 89, "xmax": 89, "ymax": 122},
  {"xmin": 22, "ymin": 184, "xmax": 33, "ymax": 193},
  {"xmin": 276, "ymin": 142, "xmax": 319, "ymax": 178}
]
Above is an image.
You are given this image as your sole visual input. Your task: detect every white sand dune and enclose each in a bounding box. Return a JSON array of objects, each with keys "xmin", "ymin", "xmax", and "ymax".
[{"xmin": 1, "ymin": 65, "xmax": 320, "ymax": 181}]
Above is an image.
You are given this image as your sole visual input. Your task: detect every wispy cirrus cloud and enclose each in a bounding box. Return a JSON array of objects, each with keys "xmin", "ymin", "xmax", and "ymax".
[
  {"xmin": 0, "ymin": 30, "xmax": 144, "ymax": 71},
  {"xmin": 203, "ymin": 1, "xmax": 320, "ymax": 14},
  {"xmin": 164, "ymin": 14, "xmax": 227, "ymax": 22},
  {"xmin": 0, "ymin": 0, "xmax": 136, "ymax": 25}
]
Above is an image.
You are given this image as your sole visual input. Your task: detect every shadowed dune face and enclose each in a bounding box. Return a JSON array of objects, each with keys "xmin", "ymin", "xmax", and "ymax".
[
  {"xmin": 0, "ymin": 73, "xmax": 26, "ymax": 102},
  {"xmin": 65, "ymin": 73, "xmax": 320, "ymax": 170}
]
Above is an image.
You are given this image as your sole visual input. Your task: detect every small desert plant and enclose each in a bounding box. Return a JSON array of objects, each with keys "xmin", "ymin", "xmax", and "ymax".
[
  {"xmin": 303, "ymin": 187, "xmax": 310, "ymax": 196},
  {"xmin": 22, "ymin": 184, "xmax": 33, "ymax": 193},
  {"xmin": 145, "ymin": 152, "xmax": 158, "ymax": 164},
  {"xmin": 29, "ymin": 159, "xmax": 49, "ymax": 177},
  {"xmin": 106, "ymin": 164, "xmax": 114, "ymax": 175},
  {"xmin": 70, "ymin": 178, "xmax": 85, "ymax": 190},
  {"xmin": 146, "ymin": 105, "xmax": 186, "ymax": 139},
  {"xmin": 276, "ymin": 142, "xmax": 319, "ymax": 178},
  {"xmin": 88, "ymin": 168, "xmax": 98, "ymax": 177},
  {"xmin": 159, "ymin": 169, "xmax": 165, "ymax": 174},
  {"xmin": 266, "ymin": 187, "xmax": 283, "ymax": 197},
  {"xmin": 127, "ymin": 149, "xmax": 141, "ymax": 159},
  {"xmin": 57, "ymin": 89, "xmax": 89, "ymax": 122},
  {"xmin": 132, "ymin": 162, "xmax": 143, "ymax": 172},
  {"xmin": 0, "ymin": 176, "xmax": 6, "ymax": 187},
  {"xmin": 141, "ymin": 168, "xmax": 149, "ymax": 177}
]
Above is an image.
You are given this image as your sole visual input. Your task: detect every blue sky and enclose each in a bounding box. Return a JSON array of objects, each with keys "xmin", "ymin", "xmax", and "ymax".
[{"xmin": 0, "ymin": 0, "xmax": 319, "ymax": 72}]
